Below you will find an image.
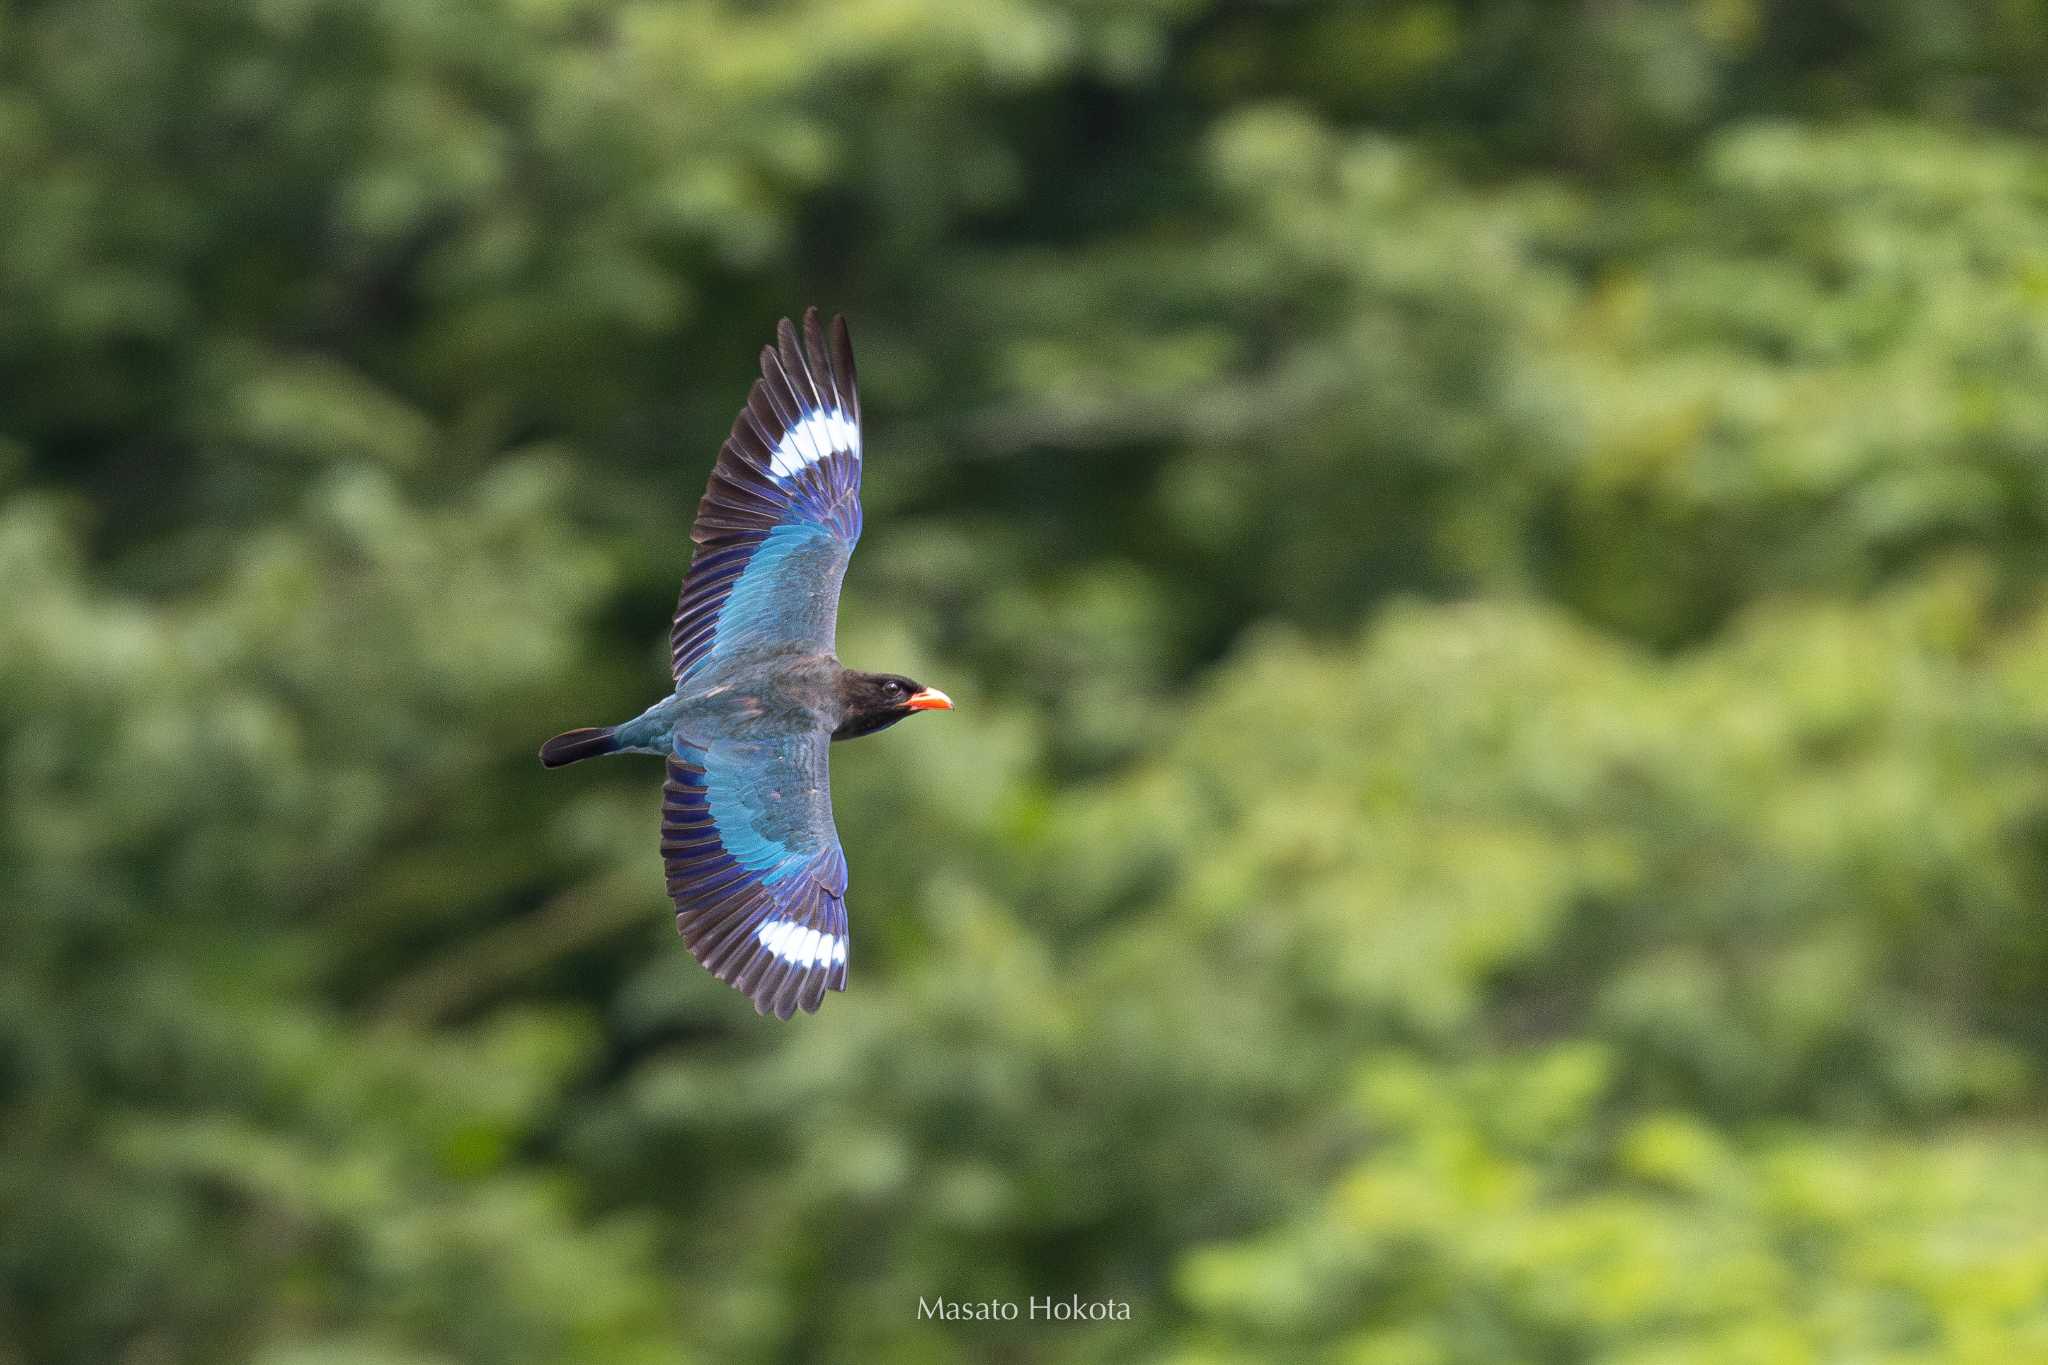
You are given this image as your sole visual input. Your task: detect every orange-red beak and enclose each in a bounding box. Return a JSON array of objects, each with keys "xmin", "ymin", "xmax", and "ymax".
[{"xmin": 905, "ymin": 687, "xmax": 954, "ymax": 712}]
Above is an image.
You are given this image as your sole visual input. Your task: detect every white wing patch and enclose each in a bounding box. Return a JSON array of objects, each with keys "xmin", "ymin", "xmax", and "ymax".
[
  {"xmin": 767, "ymin": 408, "xmax": 860, "ymax": 480},
  {"xmin": 757, "ymin": 918, "xmax": 846, "ymax": 969}
]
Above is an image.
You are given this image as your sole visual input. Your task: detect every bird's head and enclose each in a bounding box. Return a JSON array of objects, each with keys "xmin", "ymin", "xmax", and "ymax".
[{"xmin": 833, "ymin": 671, "xmax": 953, "ymax": 741}]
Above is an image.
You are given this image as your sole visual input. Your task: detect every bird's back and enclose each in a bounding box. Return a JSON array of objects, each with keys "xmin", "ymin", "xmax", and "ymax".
[{"xmin": 672, "ymin": 649, "xmax": 842, "ymax": 744}]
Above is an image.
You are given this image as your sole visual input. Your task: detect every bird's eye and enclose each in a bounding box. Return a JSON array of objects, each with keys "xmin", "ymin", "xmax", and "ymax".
[{"xmin": 884, "ymin": 680, "xmax": 906, "ymax": 697}]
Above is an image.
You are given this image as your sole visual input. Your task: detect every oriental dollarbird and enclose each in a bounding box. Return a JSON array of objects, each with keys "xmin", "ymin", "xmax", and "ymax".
[{"xmin": 540, "ymin": 310, "xmax": 952, "ymax": 1018}]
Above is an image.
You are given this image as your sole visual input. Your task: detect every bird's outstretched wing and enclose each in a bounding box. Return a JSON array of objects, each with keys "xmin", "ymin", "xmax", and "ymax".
[
  {"xmin": 663, "ymin": 732, "xmax": 849, "ymax": 1018},
  {"xmin": 672, "ymin": 309, "xmax": 862, "ymax": 683}
]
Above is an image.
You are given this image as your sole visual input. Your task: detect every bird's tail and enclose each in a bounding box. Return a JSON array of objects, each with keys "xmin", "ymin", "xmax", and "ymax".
[{"xmin": 539, "ymin": 726, "xmax": 621, "ymax": 768}]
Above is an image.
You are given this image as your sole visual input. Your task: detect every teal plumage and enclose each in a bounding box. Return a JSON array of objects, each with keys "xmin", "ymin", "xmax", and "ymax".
[{"xmin": 540, "ymin": 310, "xmax": 952, "ymax": 1018}]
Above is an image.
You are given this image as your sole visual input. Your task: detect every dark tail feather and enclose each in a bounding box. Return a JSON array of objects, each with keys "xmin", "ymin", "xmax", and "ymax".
[{"xmin": 539, "ymin": 726, "xmax": 621, "ymax": 768}]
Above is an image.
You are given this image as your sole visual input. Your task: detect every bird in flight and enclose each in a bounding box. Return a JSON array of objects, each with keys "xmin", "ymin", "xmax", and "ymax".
[{"xmin": 540, "ymin": 309, "xmax": 952, "ymax": 1018}]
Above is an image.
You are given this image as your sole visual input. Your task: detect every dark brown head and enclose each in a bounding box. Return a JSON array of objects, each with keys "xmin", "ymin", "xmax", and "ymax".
[{"xmin": 832, "ymin": 671, "xmax": 953, "ymax": 741}]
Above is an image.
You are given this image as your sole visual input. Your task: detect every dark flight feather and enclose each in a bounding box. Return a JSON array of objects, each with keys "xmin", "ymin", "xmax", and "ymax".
[{"xmin": 539, "ymin": 726, "xmax": 619, "ymax": 768}]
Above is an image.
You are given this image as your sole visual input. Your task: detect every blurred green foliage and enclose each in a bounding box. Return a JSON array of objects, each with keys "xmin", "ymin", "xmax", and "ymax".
[{"xmin": 6, "ymin": 0, "xmax": 2048, "ymax": 1361}]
